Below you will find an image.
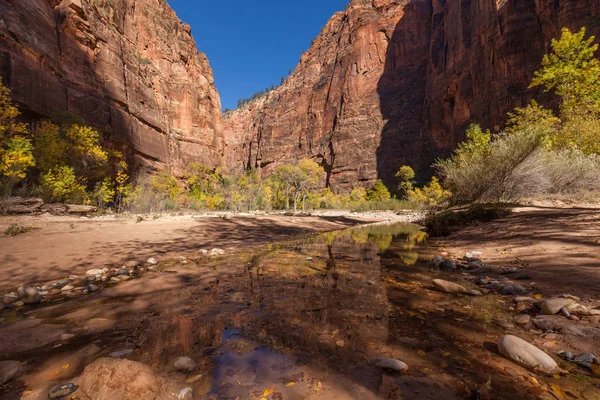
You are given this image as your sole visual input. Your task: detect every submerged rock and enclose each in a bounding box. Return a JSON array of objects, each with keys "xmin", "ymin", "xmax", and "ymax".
[
  {"xmin": 174, "ymin": 357, "xmax": 197, "ymax": 372},
  {"xmin": 48, "ymin": 383, "xmax": 78, "ymax": 399},
  {"xmin": 77, "ymin": 358, "xmax": 169, "ymax": 399},
  {"xmin": 432, "ymin": 279, "xmax": 467, "ymax": 294},
  {"xmin": 0, "ymin": 360, "xmax": 24, "ymax": 385},
  {"xmin": 498, "ymin": 335, "xmax": 559, "ymax": 374},
  {"xmin": 108, "ymin": 349, "xmax": 135, "ymax": 359}
]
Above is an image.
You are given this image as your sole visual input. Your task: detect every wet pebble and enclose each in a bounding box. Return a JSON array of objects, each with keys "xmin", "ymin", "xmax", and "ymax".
[
  {"xmin": 110, "ymin": 277, "xmax": 121, "ymax": 283},
  {"xmin": 117, "ymin": 269, "xmax": 128, "ymax": 276},
  {"xmin": 17, "ymin": 286, "xmax": 40, "ymax": 304},
  {"xmin": 495, "ymin": 319, "xmax": 515, "ymax": 330},
  {"xmin": 48, "ymin": 383, "xmax": 78, "ymax": 399},
  {"xmin": 371, "ymin": 357, "xmax": 409, "ymax": 373},
  {"xmin": 147, "ymin": 257, "xmax": 158, "ymax": 265},
  {"xmin": 87, "ymin": 284, "xmax": 100, "ymax": 292},
  {"xmin": 177, "ymin": 256, "xmax": 188, "ymax": 264},
  {"xmin": 61, "ymin": 285, "xmax": 74, "ymax": 292},
  {"xmin": 2, "ymin": 293, "xmax": 19, "ymax": 304},
  {"xmin": 513, "ymin": 314, "xmax": 531, "ymax": 325},
  {"xmin": 210, "ymin": 248, "xmax": 225, "ymax": 256},
  {"xmin": 540, "ymin": 298, "xmax": 575, "ymax": 315},
  {"xmin": 467, "ymin": 289, "xmax": 483, "ymax": 296},
  {"xmin": 367, "ymin": 280, "xmax": 375, "ymax": 285},
  {"xmin": 13, "ymin": 300, "xmax": 25, "ymax": 307},
  {"xmin": 514, "ymin": 296, "xmax": 536, "ymax": 303},
  {"xmin": 431, "ymin": 255, "xmax": 444, "ymax": 266},
  {"xmin": 123, "ymin": 260, "xmax": 140, "ymax": 269},
  {"xmin": 467, "ymin": 261, "xmax": 484, "ymax": 270},
  {"xmin": 432, "ymin": 279, "xmax": 467, "ymax": 294},
  {"xmin": 439, "ymin": 260, "xmax": 455, "ymax": 272},
  {"xmin": 306, "ymin": 257, "xmax": 313, "ymax": 261},
  {"xmin": 485, "ymin": 282, "xmax": 502, "ymax": 290},
  {"xmin": 573, "ymin": 353, "xmax": 598, "ymax": 369},
  {"xmin": 501, "ymin": 284, "xmax": 527, "ymax": 296},
  {"xmin": 85, "ymin": 269, "xmax": 104, "ymax": 277},
  {"xmin": 558, "ymin": 351, "xmax": 574, "ymax": 361}
]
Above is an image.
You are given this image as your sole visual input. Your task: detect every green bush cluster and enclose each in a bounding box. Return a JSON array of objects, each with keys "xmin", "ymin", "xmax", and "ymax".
[
  {"xmin": 436, "ymin": 27, "xmax": 600, "ymax": 203},
  {"xmin": 125, "ymin": 160, "xmax": 416, "ymax": 213}
]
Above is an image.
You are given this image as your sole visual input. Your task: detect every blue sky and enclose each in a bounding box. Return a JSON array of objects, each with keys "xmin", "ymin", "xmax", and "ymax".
[{"xmin": 167, "ymin": 0, "xmax": 348, "ymax": 111}]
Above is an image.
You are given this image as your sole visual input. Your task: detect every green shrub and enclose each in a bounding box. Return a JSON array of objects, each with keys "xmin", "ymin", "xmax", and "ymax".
[
  {"xmin": 3, "ymin": 224, "xmax": 36, "ymax": 236},
  {"xmin": 425, "ymin": 204, "xmax": 511, "ymax": 237},
  {"xmin": 367, "ymin": 180, "xmax": 391, "ymax": 201}
]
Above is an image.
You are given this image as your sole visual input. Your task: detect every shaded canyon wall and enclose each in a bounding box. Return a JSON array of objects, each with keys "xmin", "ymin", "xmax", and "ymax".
[
  {"xmin": 0, "ymin": 0, "xmax": 223, "ymax": 174},
  {"xmin": 223, "ymin": 0, "xmax": 600, "ymax": 189}
]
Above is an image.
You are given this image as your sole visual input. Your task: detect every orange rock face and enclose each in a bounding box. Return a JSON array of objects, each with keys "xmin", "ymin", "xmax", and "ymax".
[
  {"xmin": 223, "ymin": 0, "xmax": 600, "ymax": 189},
  {"xmin": 0, "ymin": 0, "xmax": 223, "ymax": 174}
]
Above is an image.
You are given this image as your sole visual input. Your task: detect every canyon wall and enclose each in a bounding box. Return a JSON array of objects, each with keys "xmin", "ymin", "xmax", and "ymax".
[
  {"xmin": 0, "ymin": 0, "xmax": 223, "ymax": 174},
  {"xmin": 223, "ymin": 0, "xmax": 600, "ymax": 189}
]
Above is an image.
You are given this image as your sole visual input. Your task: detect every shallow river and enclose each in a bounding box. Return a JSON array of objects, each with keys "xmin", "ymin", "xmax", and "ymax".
[{"xmin": 1, "ymin": 222, "xmax": 598, "ymax": 399}]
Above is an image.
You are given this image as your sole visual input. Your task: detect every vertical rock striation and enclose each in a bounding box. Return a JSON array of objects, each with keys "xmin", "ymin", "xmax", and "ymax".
[
  {"xmin": 223, "ymin": 0, "xmax": 600, "ymax": 189},
  {"xmin": 0, "ymin": 0, "xmax": 223, "ymax": 174}
]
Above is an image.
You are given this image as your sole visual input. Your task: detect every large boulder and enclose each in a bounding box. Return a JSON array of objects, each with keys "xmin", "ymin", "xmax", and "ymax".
[
  {"xmin": 498, "ymin": 335, "xmax": 559, "ymax": 374},
  {"xmin": 432, "ymin": 279, "xmax": 467, "ymax": 294}
]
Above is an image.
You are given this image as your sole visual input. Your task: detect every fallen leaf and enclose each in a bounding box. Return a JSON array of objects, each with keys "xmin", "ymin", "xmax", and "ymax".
[
  {"xmin": 286, "ymin": 382, "xmax": 295, "ymax": 387},
  {"xmin": 550, "ymin": 384, "xmax": 566, "ymax": 399},
  {"xmin": 418, "ymin": 349, "xmax": 426, "ymax": 356},
  {"xmin": 534, "ymin": 294, "xmax": 543, "ymax": 300},
  {"xmin": 262, "ymin": 388, "xmax": 276, "ymax": 396},
  {"xmin": 62, "ymin": 364, "xmax": 70, "ymax": 369},
  {"xmin": 591, "ymin": 364, "xmax": 600, "ymax": 377},
  {"xmin": 528, "ymin": 376, "xmax": 540, "ymax": 387},
  {"xmin": 552, "ymin": 373, "xmax": 561, "ymax": 380}
]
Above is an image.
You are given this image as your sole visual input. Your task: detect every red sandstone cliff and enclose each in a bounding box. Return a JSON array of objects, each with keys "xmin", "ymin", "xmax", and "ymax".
[
  {"xmin": 223, "ymin": 0, "xmax": 600, "ymax": 189},
  {"xmin": 0, "ymin": 0, "xmax": 223, "ymax": 174}
]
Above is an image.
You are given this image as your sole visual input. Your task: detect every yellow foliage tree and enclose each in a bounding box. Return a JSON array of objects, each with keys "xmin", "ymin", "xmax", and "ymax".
[{"xmin": 0, "ymin": 79, "xmax": 34, "ymax": 194}]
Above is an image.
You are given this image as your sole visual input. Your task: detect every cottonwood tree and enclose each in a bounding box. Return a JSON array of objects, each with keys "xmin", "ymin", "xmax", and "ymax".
[
  {"xmin": 273, "ymin": 159, "xmax": 324, "ymax": 211},
  {"xmin": 0, "ymin": 80, "xmax": 34, "ymax": 195}
]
